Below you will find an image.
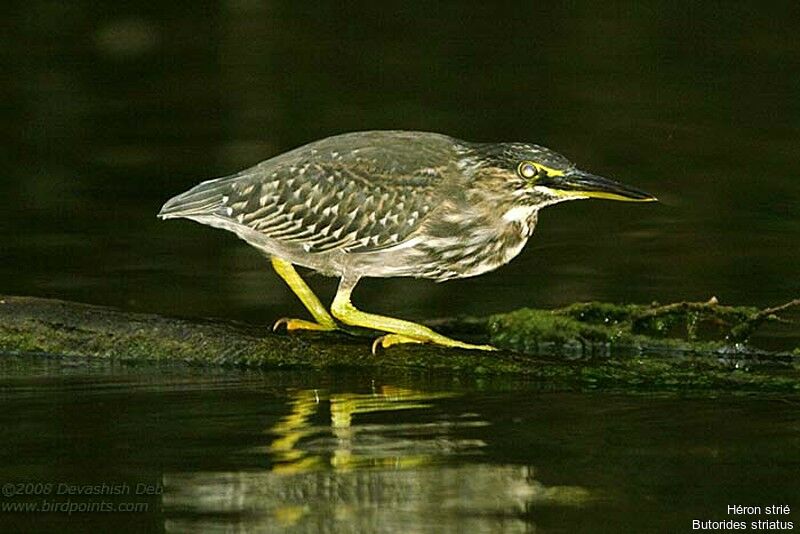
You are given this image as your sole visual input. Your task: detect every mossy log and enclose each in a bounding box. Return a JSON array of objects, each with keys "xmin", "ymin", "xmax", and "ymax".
[{"xmin": 1, "ymin": 295, "xmax": 798, "ymax": 392}]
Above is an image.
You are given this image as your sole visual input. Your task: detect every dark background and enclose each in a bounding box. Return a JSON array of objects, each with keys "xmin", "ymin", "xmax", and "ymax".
[{"xmin": 3, "ymin": 1, "xmax": 798, "ymax": 326}]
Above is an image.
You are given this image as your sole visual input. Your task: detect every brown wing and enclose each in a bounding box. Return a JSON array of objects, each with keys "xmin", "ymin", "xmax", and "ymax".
[{"xmin": 159, "ymin": 131, "xmax": 460, "ymax": 254}]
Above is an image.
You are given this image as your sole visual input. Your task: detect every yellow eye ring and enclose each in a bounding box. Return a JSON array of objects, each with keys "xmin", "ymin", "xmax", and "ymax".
[{"xmin": 517, "ymin": 161, "xmax": 539, "ymax": 179}]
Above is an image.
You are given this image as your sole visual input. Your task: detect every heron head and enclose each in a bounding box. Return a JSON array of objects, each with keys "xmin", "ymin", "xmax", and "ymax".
[{"xmin": 470, "ymin": 142, "xmax": 657, "ymax": 207}]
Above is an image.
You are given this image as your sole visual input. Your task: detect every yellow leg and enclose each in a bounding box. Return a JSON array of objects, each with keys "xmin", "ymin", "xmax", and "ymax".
[
  {"xmin": 271, "ymin": 257, "xmax": 337, "ymax": 332},
  {"xmin": 330, "ymin": 276, "xmax": 496, "ymax": 353}
]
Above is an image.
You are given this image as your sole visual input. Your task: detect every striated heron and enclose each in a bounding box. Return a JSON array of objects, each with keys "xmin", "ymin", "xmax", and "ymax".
[{"xmin": 159, "ymin": 130, "xmax": 656, "ymax": 352}]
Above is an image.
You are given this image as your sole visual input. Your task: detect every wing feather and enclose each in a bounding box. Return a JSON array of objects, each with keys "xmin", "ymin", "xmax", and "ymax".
[{"xmin": 159, "ymin": 131, "xmax": 459, "ymax": 255}]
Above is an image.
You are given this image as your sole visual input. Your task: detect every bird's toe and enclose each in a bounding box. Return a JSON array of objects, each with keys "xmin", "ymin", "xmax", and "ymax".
[
  {"xmin": 371, "ymin": 334, "xmax": 425, "ymax": 354},
  {"xmin": 273, "ymin": 317, "xmax": 338, "ymax": 333}
]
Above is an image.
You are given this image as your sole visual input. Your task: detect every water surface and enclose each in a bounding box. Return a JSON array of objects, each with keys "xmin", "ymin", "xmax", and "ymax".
[{"xmin": 1, "ymin": 359, "xmax": 797, "ymax": 532}]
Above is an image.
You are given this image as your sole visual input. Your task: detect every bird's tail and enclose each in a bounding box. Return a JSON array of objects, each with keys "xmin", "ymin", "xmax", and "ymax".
[{"xmin": 157, "ymin": 176, "xmax": 232, "ymax": 220}]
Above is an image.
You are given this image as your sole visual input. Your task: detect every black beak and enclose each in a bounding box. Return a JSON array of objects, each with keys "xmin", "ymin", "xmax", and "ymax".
[{"xmin": 543, "ymin": 170, "xmax": 657, "ymax": 202}]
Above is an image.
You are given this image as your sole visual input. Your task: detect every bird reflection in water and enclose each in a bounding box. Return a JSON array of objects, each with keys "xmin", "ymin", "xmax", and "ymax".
[
  {"xmin": 163, "ymin": 386, "xmax": 592, "ymax": 533},
  {"xmin": 268, "ymin": 385, "xmax": 469, "ymax": 473}
]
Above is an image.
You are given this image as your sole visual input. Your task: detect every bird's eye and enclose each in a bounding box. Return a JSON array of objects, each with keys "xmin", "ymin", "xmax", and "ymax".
[{"xmin": 517, "ymin": 161, "xmax": 539, "ymax": 179}]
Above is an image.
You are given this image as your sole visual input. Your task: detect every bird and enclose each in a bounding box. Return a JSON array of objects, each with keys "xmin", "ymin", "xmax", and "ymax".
[{"xmin": 158, "ymin": 130, "xmax": 656, "ymax": 352}]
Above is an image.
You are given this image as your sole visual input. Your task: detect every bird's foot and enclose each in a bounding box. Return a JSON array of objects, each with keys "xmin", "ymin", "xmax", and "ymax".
[
  {"xmin": 371, "ymin": 333, "xmax": 497, "ymax": 354},
  {"xmin": 273, "ymin": 317, "xmax": 337, "ymax": 333}
]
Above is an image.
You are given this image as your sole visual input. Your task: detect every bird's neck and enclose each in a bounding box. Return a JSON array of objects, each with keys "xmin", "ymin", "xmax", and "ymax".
[
  {"xmin": 500, "ymin": 205, "xmax": 539, "ymax": 237},
  {"xmin": 464, "ymin": 170, "xmax": 540, "ymax": 238}
]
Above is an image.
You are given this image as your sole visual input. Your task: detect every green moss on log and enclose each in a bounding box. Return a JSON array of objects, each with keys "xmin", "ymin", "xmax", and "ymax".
[
  {"xmin": 488, "ymin": 298, "xmax": 800, "ymax": 356},
  {"xmin": 0, "ymin": 295, "xmax": 798, "ymax": 393}
]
